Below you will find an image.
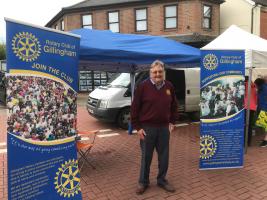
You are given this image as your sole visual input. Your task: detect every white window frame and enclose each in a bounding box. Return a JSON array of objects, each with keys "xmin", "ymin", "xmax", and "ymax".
[
  {"xmin": 82, "ymin": 14, "xmax": 93, "ymax": 29},
  {"xmin": 135, "ymin": 8, "xmax": 148, "ymax": 32},
  {"xmin": 108, "ymin": 11, "xmax": 120, "ymax": 33},
  {"xmin": 164, "ymin": 5, "xmax": 177, "ymax": 29}
]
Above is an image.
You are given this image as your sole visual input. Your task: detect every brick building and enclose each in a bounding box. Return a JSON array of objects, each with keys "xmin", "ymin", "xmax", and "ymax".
[
  {"xmin": 46, "ymin": 0, "xmax": 224, "ymax": 47},
  {"xmin": 46, "ymin": 0, "xmax": 224, "ymax": 92}
]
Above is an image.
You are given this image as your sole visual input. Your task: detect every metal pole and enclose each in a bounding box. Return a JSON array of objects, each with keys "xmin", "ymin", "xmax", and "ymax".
[
  {"xmin": 128, "ymin": 71, "xmax": 135, "ymax": 135},
  {"xmin": 130, "ymin": 72, "xmax": 135, "ymax": 101},
  {"xmin": 245, "ymin": 67, "xmax": 253, "ymax": 154}
]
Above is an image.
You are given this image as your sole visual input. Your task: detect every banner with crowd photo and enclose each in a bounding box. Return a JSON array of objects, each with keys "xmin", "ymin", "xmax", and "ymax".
[
  {"xmin": 200, "ymin": 50, "xmax": 245, "ymax": 170},
  {"xmin": 6, "ymin": 18, "xmax": 82, "ymax": 200}
]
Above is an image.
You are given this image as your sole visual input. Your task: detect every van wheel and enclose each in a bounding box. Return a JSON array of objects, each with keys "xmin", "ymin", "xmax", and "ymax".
[
  {"xmin": 117, "ymin": 107, "xmax": 130, "ymax": 129},
  {"xmin": 189, "ymin": 111, "xmax": 200, "ymax": 122}
]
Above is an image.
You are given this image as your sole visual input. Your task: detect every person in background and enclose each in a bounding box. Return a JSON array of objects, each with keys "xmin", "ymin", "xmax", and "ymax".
[
  {"xmin": 131, "ymin": 60, "xmax": 178, "ymax": 195},
  {"xmin": 244, "ymin": 77, "xmax": 257, "ymax": 146},
  {"xmin": 254, "ymin": 77, "xmax": 267, "ymax": 147}
]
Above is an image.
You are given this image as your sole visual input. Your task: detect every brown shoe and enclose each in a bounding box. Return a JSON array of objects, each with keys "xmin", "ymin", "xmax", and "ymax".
[
  {"xmin": 157, "ymin": 183, "xmax": 175, "ymax": 193},
  {"xmin": 136, "ymin": 184, "xmax": 148, "ymax": 195}
]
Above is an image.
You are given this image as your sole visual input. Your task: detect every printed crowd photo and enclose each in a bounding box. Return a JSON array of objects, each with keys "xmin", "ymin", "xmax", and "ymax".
[{"xmin": 7, "ymin": 75, "xmax": 77, "ymax": 141}]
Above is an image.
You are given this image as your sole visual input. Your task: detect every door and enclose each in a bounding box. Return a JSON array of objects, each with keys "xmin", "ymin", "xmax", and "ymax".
[
  {"xmin": 185, "ymin": 68, "xmax": 200, "ymax": 112},
  {"xmin": 166, "ymin": 69, "xmax": 185, "ymax": 112}
]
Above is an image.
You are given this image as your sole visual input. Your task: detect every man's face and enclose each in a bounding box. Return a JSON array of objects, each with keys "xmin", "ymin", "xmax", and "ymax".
[{"xmin": 150, "ymin": 65, "xmax": 164, "ymax": 85}]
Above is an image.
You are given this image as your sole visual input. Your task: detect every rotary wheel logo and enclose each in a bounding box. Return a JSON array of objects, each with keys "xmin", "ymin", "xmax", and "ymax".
[
  {"xmin": 203, "ymin": 54, "xmax": 218, "ymax": 70},
  {"xmin": 54, "ymin": 159, "xmax": 81, "ymax": 198},
  {"xmin": 200, "ymin": 135, "xmax": 217, "ymax": 159},
  {"xmin": 12, "ymin": 32, "xmax": 41, "ymax": 62}
]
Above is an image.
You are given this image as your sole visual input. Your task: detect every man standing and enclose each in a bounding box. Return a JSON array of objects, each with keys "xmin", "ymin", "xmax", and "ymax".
[{"xmin": 131, "ymin": 60, "xmax": 178, "ymax": 195}]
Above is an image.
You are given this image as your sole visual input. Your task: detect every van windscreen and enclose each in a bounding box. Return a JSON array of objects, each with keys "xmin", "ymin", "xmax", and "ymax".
[{"xmin": 109, "ymin": 73, "xmax": 130, "ymax": 87}]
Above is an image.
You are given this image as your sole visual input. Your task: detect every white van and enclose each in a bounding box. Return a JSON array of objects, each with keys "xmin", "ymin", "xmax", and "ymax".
[{"xmin": 87, "ymin": 68, "xmax": 200, "ymax": 129}]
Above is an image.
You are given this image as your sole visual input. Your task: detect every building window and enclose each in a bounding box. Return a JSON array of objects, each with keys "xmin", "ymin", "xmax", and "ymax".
[
  {"xmin": 55, "ymin": 24, "xmax": 59, "ymax": 30},
  {"xmin": 203, "ymin": 5, "xmax": 212, "ymax": 29},
  {"xmin": 82, "ymin": 14, "xmax": 93, "ymax": 29},
  {"xmin": 61, "ymin": 20, "xmax": 64, "ymax": 31},
  {"xmin": 165, "ymin": 5, "xmax": 177, "ymax": 29},
  {"xmin": 108, "ymin": 11, "xmax": 119, "ymax": 33},
  {"xmin": 135, "ymin": 8, "xmax": 147, "ymax": 32}
]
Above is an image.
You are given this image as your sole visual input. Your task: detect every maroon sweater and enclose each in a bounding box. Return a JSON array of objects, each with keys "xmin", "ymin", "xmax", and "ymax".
[{"xmin": 131, "ymin": 79, "xmax": 178, "ymax": 131}]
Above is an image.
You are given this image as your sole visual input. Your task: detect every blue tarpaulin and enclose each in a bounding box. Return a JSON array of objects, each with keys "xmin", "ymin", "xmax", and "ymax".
[{"xmin": 70, "ymin": 29, "xmax": 200, "ymax": 72}]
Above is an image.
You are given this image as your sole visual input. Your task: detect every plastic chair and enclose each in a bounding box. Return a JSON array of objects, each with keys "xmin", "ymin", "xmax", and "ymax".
[{"xmin": 76, "ymin": 130, "xmax": 99, "ymax": 171}]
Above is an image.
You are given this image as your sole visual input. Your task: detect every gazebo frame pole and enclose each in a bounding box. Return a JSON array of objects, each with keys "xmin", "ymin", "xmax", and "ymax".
[
  {"xmin": 245, "ymin": 67, "xmax": 253, "ymax": 154},
  {"xmin": 128, "ymin": 70, "xmax": 135, "ymax": 135}
]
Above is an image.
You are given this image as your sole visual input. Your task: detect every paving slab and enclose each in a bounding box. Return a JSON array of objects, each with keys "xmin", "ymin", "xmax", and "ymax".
[{"xmin": 0, "ymin": 97, "xmax": 267, "ymax": 200}]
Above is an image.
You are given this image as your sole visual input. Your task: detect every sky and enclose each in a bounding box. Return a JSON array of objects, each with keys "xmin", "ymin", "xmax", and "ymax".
[{"xmin": 0, "ymin": 0, "xmax": 82, "ymax": 43}]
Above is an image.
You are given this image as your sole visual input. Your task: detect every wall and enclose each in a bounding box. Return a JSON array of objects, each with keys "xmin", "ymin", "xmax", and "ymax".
[{"xmin": 52, "ymin": 0, "xmax": 220, "ymax": 37}]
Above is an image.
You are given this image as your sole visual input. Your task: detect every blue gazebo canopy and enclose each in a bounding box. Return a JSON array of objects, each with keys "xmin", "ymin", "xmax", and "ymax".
[{"xmin": 70, "ymin": 29, "xmax": 200, "ymax": 72}]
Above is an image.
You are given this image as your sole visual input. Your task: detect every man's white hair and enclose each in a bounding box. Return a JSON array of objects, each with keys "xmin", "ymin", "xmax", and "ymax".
[{"xmin": 150, "ymin": 60, "xmax": 165, "ymax": 69}]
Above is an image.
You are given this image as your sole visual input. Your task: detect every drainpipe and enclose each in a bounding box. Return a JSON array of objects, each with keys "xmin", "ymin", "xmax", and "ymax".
[
  {"xmin": 251, "ymin": 3, "xmax": 258, "ymax": 34},
  {"xmin": 245, "ymin": 3, "xmax": 257, "ymax": 154}
]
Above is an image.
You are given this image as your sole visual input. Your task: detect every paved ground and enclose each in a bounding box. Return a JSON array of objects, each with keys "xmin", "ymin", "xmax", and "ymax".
[{"xmin": 1, "ymin": 95, "xmax": 267, "ymax": 200}]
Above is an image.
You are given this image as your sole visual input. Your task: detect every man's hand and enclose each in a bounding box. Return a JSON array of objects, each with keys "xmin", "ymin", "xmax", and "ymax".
[
  {"xmin": 137, "ymin": 129, "xmax": 146, "ymax": 140},
  {"xmin": 169, "ymin": 123, "xmax": 175, "ymax": 133}
]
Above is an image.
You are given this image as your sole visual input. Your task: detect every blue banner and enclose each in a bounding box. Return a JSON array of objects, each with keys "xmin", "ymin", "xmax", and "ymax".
[
  {"xmin": 200, "ymin": 50, "xmax": 245, "ymax": 169},
  {"xmin": 6, "ymin": 19, "xmax": 82, "ymax": 199}
]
